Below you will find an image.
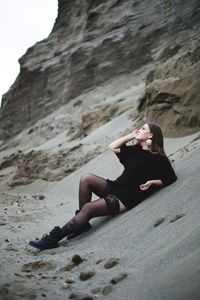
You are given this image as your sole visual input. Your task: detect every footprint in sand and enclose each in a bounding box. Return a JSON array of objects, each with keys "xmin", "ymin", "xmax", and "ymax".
[
  {"xmin": 91, "ymin": 285, "xmax": 113, "ymax": 296},
  {"xmin": 110, "ymin": 272, "xmax": 128, "ymax": 284},
  {"xmin": 153, "ymin": 217, "xmax": 165, "ymax": 227},
  {"xmin": 104, "ymin": 257, "xmax": 119, "ymax": 269},
  {"xmin": 170, "ymin": 213, "xmax": 185, "ymax": 223},
  {"xmin": 21, "ymin": 260, "xmax": 56, "ymax": 272}
]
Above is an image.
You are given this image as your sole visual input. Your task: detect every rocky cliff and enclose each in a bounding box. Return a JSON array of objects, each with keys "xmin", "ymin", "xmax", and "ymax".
[
  {"xmin": 0, "ymin": 0, "xmax": 200, "ymax": 141},
  {"xmin": 138, "ymin": 43, "xmax": 200, "ymax": 136}
]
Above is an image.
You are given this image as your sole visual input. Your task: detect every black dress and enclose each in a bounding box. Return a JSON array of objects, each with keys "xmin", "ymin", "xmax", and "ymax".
[{"xmin": 106, "ymin": 144, "xmax": 177, "ymax": 209}]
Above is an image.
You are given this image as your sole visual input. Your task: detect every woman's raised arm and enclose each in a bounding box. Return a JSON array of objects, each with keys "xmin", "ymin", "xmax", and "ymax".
[{"xmin": 108, "ymin": 130, "xmax": 138, "ymax": 153}]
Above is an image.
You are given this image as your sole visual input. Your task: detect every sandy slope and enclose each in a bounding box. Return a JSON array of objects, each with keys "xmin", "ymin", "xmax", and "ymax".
[{"xmin": 0, "ymin": 127, "xmax": 200, "ymax": 300}]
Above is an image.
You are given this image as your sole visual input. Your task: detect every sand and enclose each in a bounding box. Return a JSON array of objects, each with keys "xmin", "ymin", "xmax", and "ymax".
[{"xmin": 0, "ymin": 115, "xmax": 200, "ymax": 299}]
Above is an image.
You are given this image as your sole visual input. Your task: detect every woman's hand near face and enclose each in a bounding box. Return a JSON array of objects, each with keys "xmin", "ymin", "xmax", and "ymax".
[
  {"xmin": 108, "ymin": 128, "xmax": 138, "ymax": 152},
  {"xmin": 127, "ymin": 129, "xmax": 138, "ymax": 141}
]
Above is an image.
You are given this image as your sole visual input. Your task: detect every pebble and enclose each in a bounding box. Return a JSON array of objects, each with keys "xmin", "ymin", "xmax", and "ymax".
[
  {"xmin": 101, "ymin": 285, "xmax": 113, "ymax": 295},
  {"xmin": 90, "ymin": 285, "xmax": 113, "ymax": 296},
  {"xmin": 170, "ymin": 213, "xmax": 185, "ymax": 223},
  {"xmin": 79, "ymin": 271, "xmax": 95, "ymax": 281},
  {"xmin": 64, "ymin": 278, "xmax": 75, "ymax": 284},
  {"xmin": 63, "ymin": 282, "xmax": 70, "ymax": 289},
  {"xmin": 69, "ymin": 292, "xmax": 93, "ymax": 300},
  {"xmin": 110, "ymin": 272, "xmax": 127, "ymax": 284},
  {"xmin": 153, "ymin": 217, "xmax": 165, "ymax": 227},
  {"xmin": 32, "ymin": 195, "xmax": 45, "ymax": 200},
  {"xmin": 104, "ymin": 258, "xmax": 119, "ymax": 269},
  {"xmin": 0, "ymin": 222, "xmax": 7, "ymax": 226},
  {"xmin": 61, "ymin": 255, "xmax": 84, "ymax": 271},
  {"xmin": 91, "ymin": 287, "xmax": 102, "ymax": 294},
  {"xmin": 72, "ymin": 254, "xmax": 84, "ymax": 265},
  {"xmin": 26, "ymin": 274, "xmax": 35, "ymax": 278}
]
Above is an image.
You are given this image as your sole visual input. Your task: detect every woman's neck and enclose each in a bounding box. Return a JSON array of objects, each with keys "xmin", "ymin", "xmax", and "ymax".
[{"xmin": 140, "ymin": 142, "xmax": 150, "ymax": 151}]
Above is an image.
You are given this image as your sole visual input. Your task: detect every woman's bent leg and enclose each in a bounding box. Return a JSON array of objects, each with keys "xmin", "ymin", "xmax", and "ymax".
[
  {"xmin": 78, "ymin": 174, "xmax": 108, "ymax": 209},
  {"xmin": 29, "ymin": 198, "xmax": 127, "ymax": 250}
]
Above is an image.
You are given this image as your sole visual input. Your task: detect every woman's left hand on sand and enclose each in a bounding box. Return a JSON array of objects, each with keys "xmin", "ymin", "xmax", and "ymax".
[{"xmin": 140, "ymin": 181, "xmax": 151, "ymax": 191}]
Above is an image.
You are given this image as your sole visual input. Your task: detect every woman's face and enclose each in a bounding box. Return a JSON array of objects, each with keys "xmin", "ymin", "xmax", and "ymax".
[{"xmin": 135, "ymin": 123, "xmax": 152, "ymax": 142}]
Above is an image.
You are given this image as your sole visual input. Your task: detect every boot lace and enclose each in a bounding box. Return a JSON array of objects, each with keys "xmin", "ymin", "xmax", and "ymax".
[{"xmin": 41, "ymin": 226, "xmax": 60, "ymax": 241}]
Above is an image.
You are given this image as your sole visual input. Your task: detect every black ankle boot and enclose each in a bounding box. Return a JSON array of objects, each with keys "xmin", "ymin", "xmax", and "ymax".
[{"xmin": 29, "ymin": 226, "xmax": 63, "ymax": 250}]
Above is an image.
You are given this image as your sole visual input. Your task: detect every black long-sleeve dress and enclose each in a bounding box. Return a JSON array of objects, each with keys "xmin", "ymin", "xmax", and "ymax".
[{"xmin": 106, "ymin": 144, "xmax": 177, "ymax": 209}]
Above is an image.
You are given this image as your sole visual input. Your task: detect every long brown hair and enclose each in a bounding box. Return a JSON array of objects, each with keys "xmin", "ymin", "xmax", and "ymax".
[{"xmin": 147, "ymin": 122, "xmax": 167, "ymax": 157}]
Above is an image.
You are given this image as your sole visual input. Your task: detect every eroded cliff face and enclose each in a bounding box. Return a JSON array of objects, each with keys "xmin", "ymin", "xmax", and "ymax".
[
  {"xmin": 0, "ymin": 0, "xmax": 200, "ymax": 140},
  {"xmin": 138, "ymin": 44, "xmax": 200, "ymax": 136}
]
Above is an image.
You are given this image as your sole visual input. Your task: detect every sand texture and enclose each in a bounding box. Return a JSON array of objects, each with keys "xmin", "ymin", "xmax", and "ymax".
[{"xmin": 0, "ymin": 131, "xmax": 200, "ymax": 300}]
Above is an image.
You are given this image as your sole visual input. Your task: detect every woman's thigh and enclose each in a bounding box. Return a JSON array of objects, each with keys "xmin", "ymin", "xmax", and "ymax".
[{"xmin": 80, "ymin": 173, "xmax": 108, "ymax": 197}]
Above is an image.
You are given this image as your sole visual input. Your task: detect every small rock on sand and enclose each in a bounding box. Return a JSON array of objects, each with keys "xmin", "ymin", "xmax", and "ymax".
[
  {"xmin": 63, "ymin": 282, "xmax": 71, "ymax": 289},
  {"xmin": 64, "ymin": 278, "xmax": 75, "ymax": 284},
  {"xmin": 63, "ymin": 278, "xmax": 74, "ymax": 289},
  {"xmin": 60, "ymin": 255, "xmax": 84, "ymax": 272},
  {"xmin": 91, "ymin": 285, "xmax": 113, "ymax": 296},
  {"xmin": 101, "ymin": 285, "xmax": 113, "ymax": 295},
  {"xmin": 111, "ymin": 272, "xmax": 128, "ymax": 284},
  {"xmin": 69, "ymin": 292, "xmax": 93, "ymax": 300},
  {"xmin": 91, "ymin": 287, "xmax": 102, "ymax": 294},
  {"xmin": 72, "ymin": 254, "xmax": 84, "ymax": 265},
  {"xmin": 79, "ymin": 271, "xmax": 95, "ymax": 281},
  {"xmin": 104, "ymin": 258, "xmax": 119, "ymax": 269}
]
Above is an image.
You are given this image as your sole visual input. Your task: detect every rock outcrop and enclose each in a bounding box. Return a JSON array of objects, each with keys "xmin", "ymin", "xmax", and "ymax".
[
  {"xmin": 0, "ymin": 0, "xmax": 200, "ymax": 140},
  {"xmin": 137, "ymin": 44, "xmax": 200, "ymax": 136}
]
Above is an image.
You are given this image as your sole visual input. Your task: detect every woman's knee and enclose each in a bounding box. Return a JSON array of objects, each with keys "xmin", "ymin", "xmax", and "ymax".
[{"xmin": 79, "ymin": 173, "xmax": 94, "ymax": 186}]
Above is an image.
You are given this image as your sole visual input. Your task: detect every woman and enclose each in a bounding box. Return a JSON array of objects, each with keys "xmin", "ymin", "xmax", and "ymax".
[{"xmin": 29, "ymin": 122, "xmax": 177, "ymax": 250}]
